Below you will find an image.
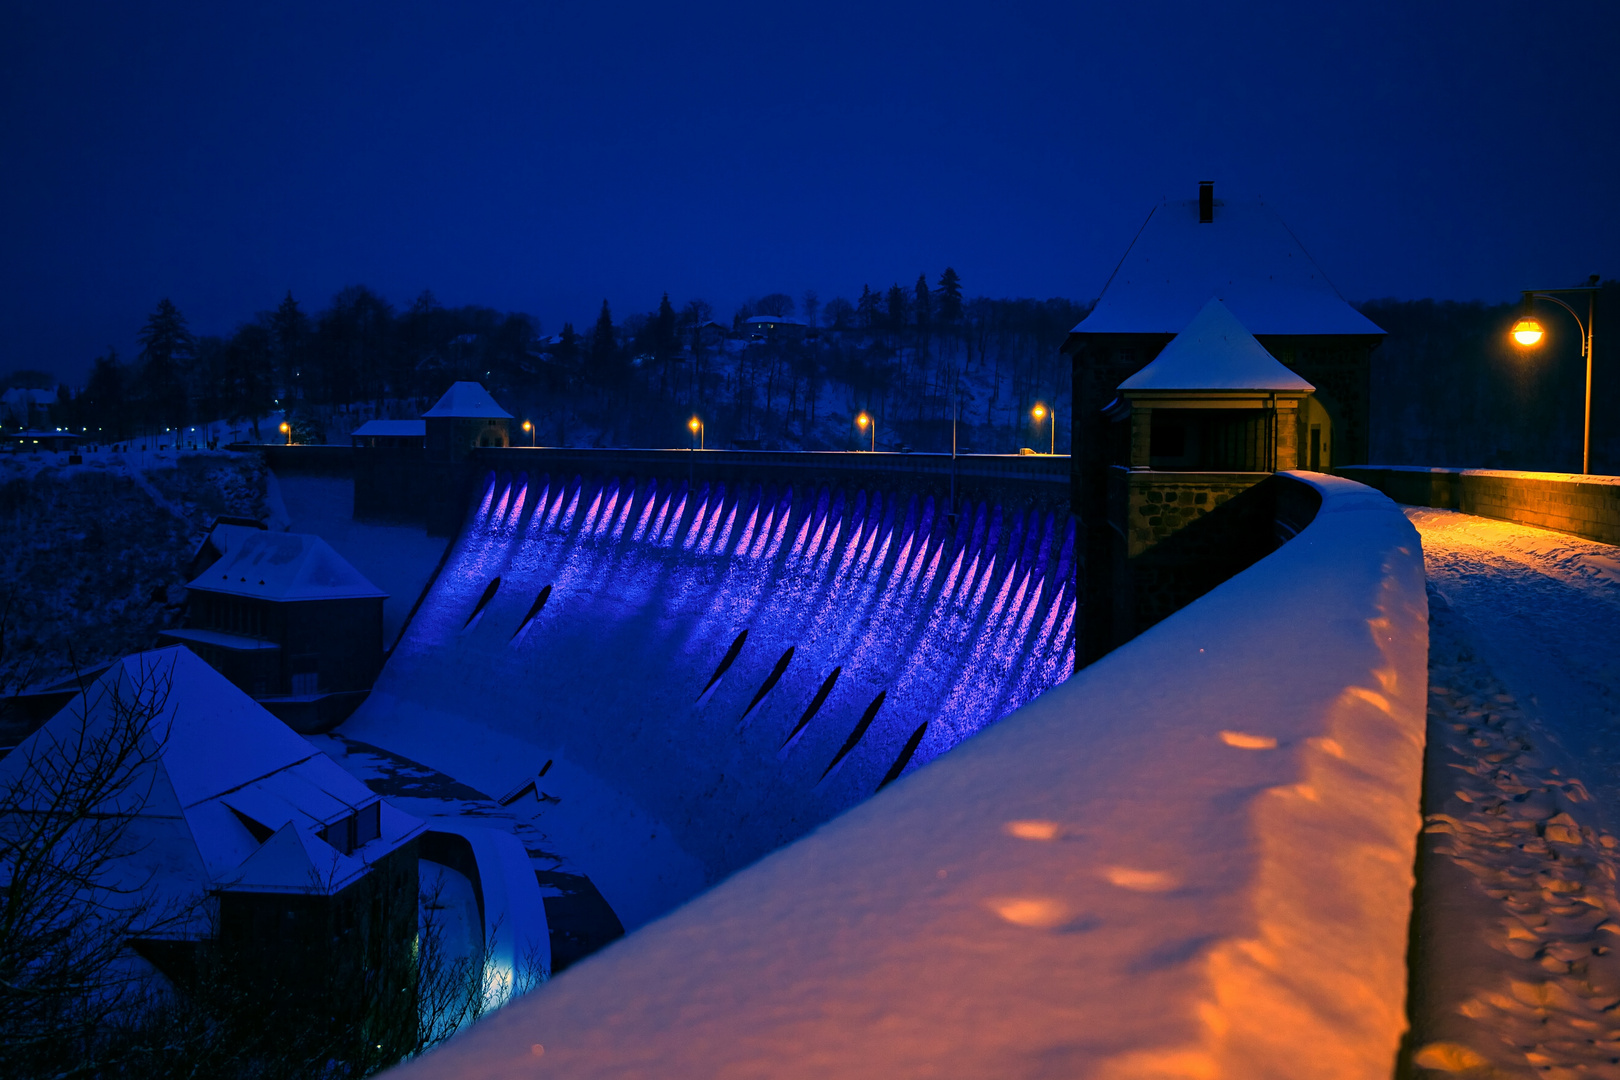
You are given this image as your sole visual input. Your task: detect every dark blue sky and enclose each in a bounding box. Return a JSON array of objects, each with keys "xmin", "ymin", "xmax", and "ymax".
[{"xmin": 3, "ymin": 0, "xmax": 1615, "ymax": 385}]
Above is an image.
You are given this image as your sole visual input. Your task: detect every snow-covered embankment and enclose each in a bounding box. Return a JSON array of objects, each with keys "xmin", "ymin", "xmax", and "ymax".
[{"xmin": 391, "ymin": 472, "xmax": 1428, "ymax": 1080}]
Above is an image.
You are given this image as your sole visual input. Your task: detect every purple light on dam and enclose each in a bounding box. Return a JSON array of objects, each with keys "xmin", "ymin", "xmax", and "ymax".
[{"xmin": 385, "ymin": 470, "xmax": 1076, "ymax": 893}]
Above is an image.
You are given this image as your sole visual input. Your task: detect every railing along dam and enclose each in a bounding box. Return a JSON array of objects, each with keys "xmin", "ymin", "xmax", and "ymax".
[{"xmin": 378, "ymin": 467, "xmax": 1077, "ymax": 889}]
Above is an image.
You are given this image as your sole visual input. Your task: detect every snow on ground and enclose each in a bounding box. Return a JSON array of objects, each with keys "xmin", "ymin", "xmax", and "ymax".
[
  {"xmin": 1406, "ymin": 508, "xmax": 1620, "ymax": 1078},
  {"xmin": 388, "ymin": 473, "xmax": 1426, "ymax": 1080},
  {"xmin": 331, "ymin": 703, "xmax": 704, "ymax": 932},
  {"xmin": 272, "ymin": 474, "xmax": 449, "ymax": 648}
]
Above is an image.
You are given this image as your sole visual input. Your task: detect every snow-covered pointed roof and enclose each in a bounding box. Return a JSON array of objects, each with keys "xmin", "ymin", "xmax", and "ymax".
[
  {"xmin": 0, "ymin": 647, "xmax": 423, "ymax": 897},
  {"xmin": 352, "ymin": 419, "xmax": 426, "ymax": 437},
  {"xmin": 422, "ymin": 381, "xmax": 513, "ymax": 419},
  {"xmin": 187, "ymin": 528, "xmax": 386, "ymax": 602},
  {"xmin": 1073, "ymin": 199, "xmax": 1384, "ymax": 337},
  {"xmin": 1119, "ymin": 299, "xmax": 1315, "ymax": 393}
]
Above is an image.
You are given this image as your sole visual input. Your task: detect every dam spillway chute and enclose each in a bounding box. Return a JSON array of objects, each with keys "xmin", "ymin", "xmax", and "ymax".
[
  {"xmin": 778, "ymin": 665, "xmax": 841, "ymax": 758},
  {"xmin": 738, "ymin": 646, "xmax": 795, "ymax": 731},
  {"xmin": 818, "ymin": 689, "xmax": 887, "ymax": 787},
  {"xmin": 510, "ymin": 584, "xmax": 553, "ymax": 645},
  {"xmin": 877, "ymin": 720, "xmax": 929, "ymax": 793},
  {"xmin": 461, "ymin": 576, "xmax": 502, "ymax": 634},
  {"xmin": 696, "ymin": 628, "xmax": 749, "ymax": 706},
  {"xmin": 358, "ymin": 468, "xmax": 1075, "ymax": 924}
]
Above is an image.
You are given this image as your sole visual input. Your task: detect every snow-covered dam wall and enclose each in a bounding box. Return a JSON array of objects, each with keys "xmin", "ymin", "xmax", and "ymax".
[
  {"xmin": 390, "ymin": 472, "xmax": 1429, "ymax": 1080},
  {"xmin": 349, "ymin": 459, "xmax": 1078, "ymax": 927},
  {"xmin": 1340, "ymin": 464, "xmax": 1620, "ymax": 546}
]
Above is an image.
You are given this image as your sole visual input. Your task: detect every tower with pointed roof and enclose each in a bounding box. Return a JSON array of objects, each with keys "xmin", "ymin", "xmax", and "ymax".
[
  {"xmin": 1064, "ymin": 186, "xmax": 1384, "ymax": 662},
  {"xmin": 423, "ymin": 380, "xmax": 513, "ymax": 462}
]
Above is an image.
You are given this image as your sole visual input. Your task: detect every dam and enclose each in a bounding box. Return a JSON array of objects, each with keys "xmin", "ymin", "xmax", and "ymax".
[{"xmin": 342, "ymin": 459, "xmax": 1076, "ymax": 925}]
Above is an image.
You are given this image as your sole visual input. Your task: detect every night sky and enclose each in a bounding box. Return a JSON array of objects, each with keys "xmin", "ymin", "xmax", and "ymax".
[{"xmin": 4, "ymin": 0, "xmax": 1616, "ymax": 385}]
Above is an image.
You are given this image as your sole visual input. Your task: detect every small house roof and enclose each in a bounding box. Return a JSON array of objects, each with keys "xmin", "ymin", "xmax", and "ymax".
[
  {"xmin": 351, "ymin": 419, "xmax": 426, "ymax": 438},
  {"xmin": 1118, "ymin": 299, "xmax": 1315, "ymax": 393},
  {"xmin": 0, "ymin": 648, "xmax": 423, "ymax": 896},
  {"xmin": 1072, "ymin": 199, "xmax": 1384, "ymax": 337},
  {"xmin": 422, "ymin": 381, "xmax": 513, "ymax": 419},
  {"xmin": 187, "ymin": 527, "xmax": 387, "ymax": 602},
  {"xmin": 746, "ymin": 315, "xmax": 807, "ymax": 326}
]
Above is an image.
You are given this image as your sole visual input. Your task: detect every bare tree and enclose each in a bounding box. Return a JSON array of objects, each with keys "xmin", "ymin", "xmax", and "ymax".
[{"xmin": 0, "ymin": 650, "xmax": 188, "ymax": 1076}]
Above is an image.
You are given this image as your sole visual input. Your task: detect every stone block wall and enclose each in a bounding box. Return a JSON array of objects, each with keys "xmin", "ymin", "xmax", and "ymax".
[
  {"xmin": 1118, "ymin": 472, "xmax": 1270, "ymax": 557},
  {"xmin": 1337, "ymin": 466, "xmax": 1620, "ymax": 545}
]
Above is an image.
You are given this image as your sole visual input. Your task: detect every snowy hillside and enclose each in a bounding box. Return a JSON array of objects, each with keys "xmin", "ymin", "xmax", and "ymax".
[{"xmin": 0, "ymin": 448, "xmax": 267, "ymax": 687}]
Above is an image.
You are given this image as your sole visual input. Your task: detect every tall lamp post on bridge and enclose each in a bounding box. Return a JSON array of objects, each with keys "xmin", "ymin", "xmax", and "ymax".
[
  {"xmin": 856, "ymin": 411, "xmax": 875, "ymax": 452},
  {"xmin": 688, "ymin": 415, "xmax": 704, "ymax": 450},
  {"xmin": 1032, "ymin": 402, "xmax": 1056, "ymax": 455},
  {"xmin": 1511, "ymin": 275, "xmax": 1601, "ymax": 474},
  {"xmin": 522, "ymin": 419, "xmax": 534, "ymax": 447}
]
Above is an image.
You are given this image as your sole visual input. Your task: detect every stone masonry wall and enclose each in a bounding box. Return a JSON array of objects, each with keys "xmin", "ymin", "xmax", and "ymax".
[
  {"xmin": 1337, "ymin": 466, "xmax": 1620, "ymax": 546},
  {"xmin": 1121, "ymin": 473, "xmax": 1270, "ymax": 557}
]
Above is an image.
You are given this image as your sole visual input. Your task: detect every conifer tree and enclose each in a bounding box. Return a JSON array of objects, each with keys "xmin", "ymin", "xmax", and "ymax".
[
  {"xmin": 136, "ymin": 298, "xmax": 194, "ymax": 431},
  {"xmin": 935, "ymin": 267, "xmax": 963, "ymax": 325},
  {"xmin": 555, "ymin": 323, "xmax": 580, "ymax": 370},
  {"xmin": 885, "ymin": 284, "xmax": 908, "ymax": 335},
  {"xmin": 857, "ymin": 285, "xmax": 879, "ymax": 331},
  {"xmin": 83, "ymin": 350, "xmax": 128, "ymax": 441},
  {"xmin": 589, "ymin": 301, "xmax": 617, "ymax": 388},
  {"xmin": 268, "ymin": 292, "xmax": 310, "ymax": 403}
]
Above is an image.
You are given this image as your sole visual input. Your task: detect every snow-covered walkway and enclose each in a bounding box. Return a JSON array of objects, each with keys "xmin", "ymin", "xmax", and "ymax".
[{"xmin": 1407, "ymin": 508, "xmax": 1620, "ymax": 1077}]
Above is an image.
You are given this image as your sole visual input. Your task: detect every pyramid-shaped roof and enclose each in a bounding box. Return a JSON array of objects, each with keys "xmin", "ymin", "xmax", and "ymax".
[
  {"xmin": 0, "ymin": 650, "xmax": 424, "ymax": 893},
  {"xmin": 0, "ymin": 648, "xmax": 423, "ymax": 896},
  {"xmin": 422, "ymin": 381, "xmax": 513, "ymax": 419},
  {"xmin": 1119, "ymin": 299, "xmax": 1315, "ymax": 393},
  {"xmin": 1073, "ymin": 199, "xmax": 1384, "ymax": 337},
  {"xmin": 187, "ymin": 528, "xmax": 386, "ymax": 602}
]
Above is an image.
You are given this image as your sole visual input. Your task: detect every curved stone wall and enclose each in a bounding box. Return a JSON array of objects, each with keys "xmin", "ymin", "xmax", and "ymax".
[{"xmin": 390, "ymin": 472, "xmax": 1428, "ymax": 1080}]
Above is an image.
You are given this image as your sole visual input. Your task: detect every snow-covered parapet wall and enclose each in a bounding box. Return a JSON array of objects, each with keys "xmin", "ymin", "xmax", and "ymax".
[
  {"xmin": 1340, "ymin": 464, "xmax": 1620, "ymax": 546},
  {"xmin": 392, "ymin": 473, "xmax": 1428, "ymax": 1080}
]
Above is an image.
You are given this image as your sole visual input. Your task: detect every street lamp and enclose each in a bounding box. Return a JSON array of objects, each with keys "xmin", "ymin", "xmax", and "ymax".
[
  {"xmin": 279, "ymin": 421, "xmax": 291, "ymax": 446},
  {"xmin": 522, "ymin": 419, "xmax": 534, "ymax": 447},
  {"xmin": 688, "ymin": 415, "xmax": 704, "ymax": 450},
  {"xmin": 1032, "ymin": 402, "xmax": 1056, "ymax": 455},
  {"xmin": 856, "ymin": 411, "xmax": 874, "ymax": 452},
  {"xmin": 1511, "ymin": 276, "xmax": 1601, "ymax": 473}
]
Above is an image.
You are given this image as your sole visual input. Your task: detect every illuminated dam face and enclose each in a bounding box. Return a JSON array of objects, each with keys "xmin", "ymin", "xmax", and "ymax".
[{"xmin": 385, "ymin": 470, "xmax": 1075, "ymax": 891}]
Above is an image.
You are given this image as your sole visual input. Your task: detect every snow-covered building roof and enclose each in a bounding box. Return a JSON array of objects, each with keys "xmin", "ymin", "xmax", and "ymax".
[
  {"xmin": 351, "ymin": 419, "xmax": 427, "ymax": 438},
  {"xmin": 187, "ymin": 529, "xmax": 387, "ymax": 602},
  {"xmin": 1118, "ymin": 299, "xmax": 1315, "ymax": 393},
  {"xmin": 1072, "ymin": 199, "xmax": 1384, "ymax": 337},
  {"xmin": 745, "ymin": 315, "xmax": 807, "ymax": 326},
  {"xmin": 422, "ymin": 382, "xmax": 513, "ymax": 419},
  {"xmin": 0, "ymin": 648, "xmax": 423, "ymax": 904}
]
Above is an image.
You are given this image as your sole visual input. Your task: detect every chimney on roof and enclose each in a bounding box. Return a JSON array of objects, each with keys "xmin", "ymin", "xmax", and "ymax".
[{"xmin": 1199, "ymin": 181, "xmax": 1214, "ymax": 223}]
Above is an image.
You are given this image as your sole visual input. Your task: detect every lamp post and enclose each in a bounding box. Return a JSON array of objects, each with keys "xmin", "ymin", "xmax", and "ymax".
[
  {"xmin": 856, "ymin": 411, "xmax": 875, "ymax": 452},
  {"xmin": 688, "ymin": 415, "xmax": 704, "ymax": 450},
  {"xmin": 1511, "ymin": 276, "xmax": 1601, "ymax": 474},
  {"xmin": 522, "ymin": 419, "xmax": 534, "ymax": 447},
  {"xmin": 279, "ymin": 421, "xmax": 291, "ymax": 447},
  {"xmin": 1032, "ymin": 402, "xmax": 1055, "ymax": 455}
]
